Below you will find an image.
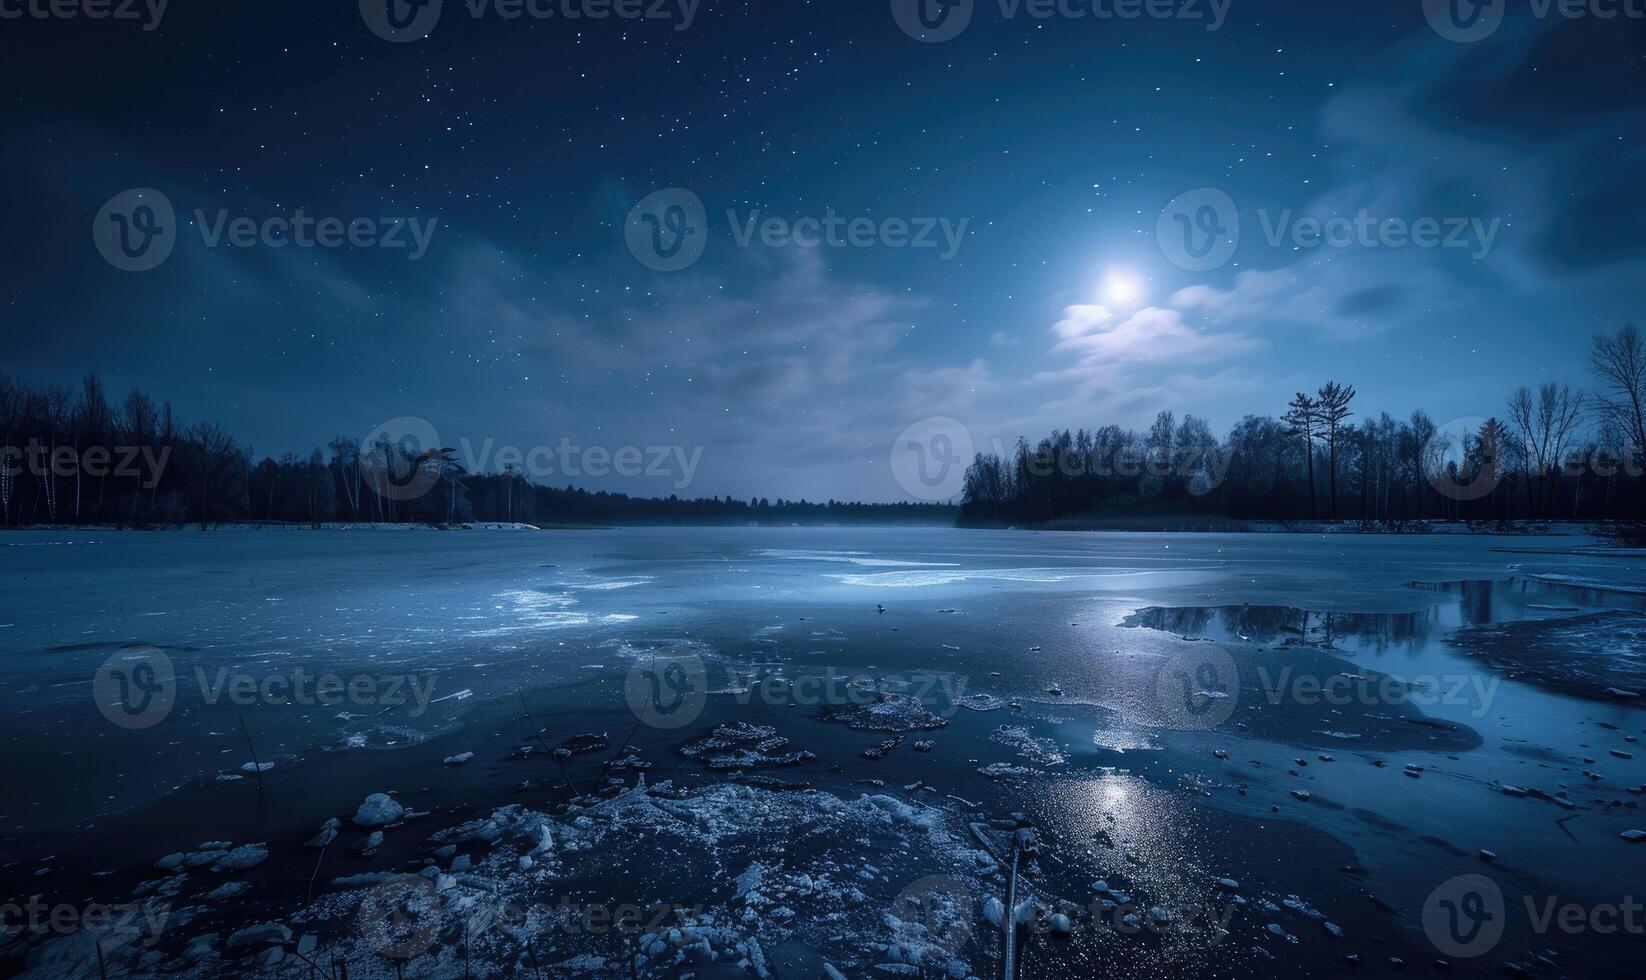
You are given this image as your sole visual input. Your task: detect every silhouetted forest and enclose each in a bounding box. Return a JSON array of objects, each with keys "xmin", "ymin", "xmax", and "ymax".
[
  {"xmin": 5, "ymin": 325, "xmax": 1642, "ymax": 532},
  {"xmin": 0, "ymin": 376, "xmax": 951, "ymax": 528},
  {"xmin": 960, "ymin": 325, "xmax": 1646, "ymax": 529}
]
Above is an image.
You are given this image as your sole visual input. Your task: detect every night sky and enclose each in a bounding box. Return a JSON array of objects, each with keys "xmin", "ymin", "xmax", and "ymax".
[{"xmin": 3, "ymin": 2, "xmax": 1644, "ymax": 500}]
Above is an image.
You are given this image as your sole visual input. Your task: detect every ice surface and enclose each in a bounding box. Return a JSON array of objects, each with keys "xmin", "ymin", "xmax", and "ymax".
[
  {"xmin": 6, "ymin": 527, "xmax": 1646, "ymax": 978},
  {"xmin": 1447, "ymin": 610, "xmax": 1646, "ymax": 700}
]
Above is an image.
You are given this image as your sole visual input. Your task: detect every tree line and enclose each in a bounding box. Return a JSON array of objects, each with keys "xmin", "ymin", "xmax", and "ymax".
[
  {"xmin": 959, "ymin": 325, "xmax": 1646, "ymax": 529},
  {"xmin": 0, "ymin": 376, "xmax": 952, "ymax": 528}
]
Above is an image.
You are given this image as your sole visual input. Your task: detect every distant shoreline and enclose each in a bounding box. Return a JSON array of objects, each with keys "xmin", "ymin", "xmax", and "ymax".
[
  {"xmin": 991, "ymin": 517, "xmax": 1595, "ymax": 535},
  {"xmin": 0, "ymin": 518, "xmax": 957, "ymax": 532},
  {"xmin": 0, "ymin": 518, "xmax": 1625, "ymax": 537}
]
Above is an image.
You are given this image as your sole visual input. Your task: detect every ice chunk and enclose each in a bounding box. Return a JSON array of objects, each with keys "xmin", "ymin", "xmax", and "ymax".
[
  {"xmin": 352, "ymin": 793, "xmax": 405, "ymax": 826},
  {"xmin": 226, "ymin": 923, "xmax": 291, "ymax": 948},
  {"xmin": 212, "ymin": 844, "xmax": 268, "ymax": 872}
]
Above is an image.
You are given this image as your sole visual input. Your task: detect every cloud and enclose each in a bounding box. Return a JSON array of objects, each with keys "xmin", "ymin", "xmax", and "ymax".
[
  {"xmin": 1164, "ymin": 12, "xmax": 1646, "ymax": 352},
  {"xmin": 1050, "ymin": 304, "xmax": 1258, "ymax": 368}
]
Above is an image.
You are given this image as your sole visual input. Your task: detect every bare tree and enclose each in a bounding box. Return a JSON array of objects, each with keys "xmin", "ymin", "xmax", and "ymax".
[
  {"xmin": 1476, "ymin": 418, "xmax": 1511, "ymax": 521},
  {"xmin": 185, "ymin": 422, "xmax": 244, "ymax": 530},
  {"xmin": 327, "ymin": 436, "xmax": 363, "ymax": 521},
  {"xmin": 0, "ymin": 376, "xmax": 17, "ymax": 526},
  {"xmin": 77, "ymin": 374, "xmax": 112, "ymax": 520},
  {"xmin": 1590, "ymin": 324, "xmax": 1646, "ymax": 465},
  {"xmin": 119, "ymin": 389, "xmax": 158, "ymax": 524},
  {"xmin": 1506, "ymin": 383, "xmax": 1586, "ymax": 517},
  {"xmin": 41, "ymin": 384, "xmax": 74, "ymax": 524}
]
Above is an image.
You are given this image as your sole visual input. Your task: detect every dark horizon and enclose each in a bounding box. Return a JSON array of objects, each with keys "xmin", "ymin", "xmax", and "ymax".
[{"xmin": 4, "ymin": 324, "xmax": 1642, "ymax": 526}]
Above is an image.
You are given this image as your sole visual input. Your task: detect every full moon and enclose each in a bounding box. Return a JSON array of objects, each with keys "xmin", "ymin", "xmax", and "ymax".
[{"xmin": 1103, "ymin": 273, "xmax": 1142, "ymax": 306}]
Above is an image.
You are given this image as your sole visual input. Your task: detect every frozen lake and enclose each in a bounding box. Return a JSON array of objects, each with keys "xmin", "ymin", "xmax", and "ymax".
[{"xmin": 3, "ymin": 527, "xmax": 1644, "ymax": 977}]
